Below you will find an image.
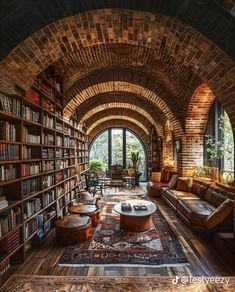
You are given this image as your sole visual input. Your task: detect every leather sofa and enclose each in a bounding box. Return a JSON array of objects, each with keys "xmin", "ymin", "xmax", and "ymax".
[
  {"xmin": 161, "ymin": 180, "xmax": 234, "ymax": 232},
  {"xmin": 147, "ymin": 169, "xmax": 177, "ymax": 197}
]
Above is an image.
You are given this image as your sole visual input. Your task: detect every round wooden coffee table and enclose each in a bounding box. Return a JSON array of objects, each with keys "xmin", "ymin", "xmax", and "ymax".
[
  {"xmin": 55, "ymin": 214, "xmax": 92, "ymax": 245},
  {"xmin": 69, "ymin": 204, "xmax": 100, "ymax": 227},
  {"xmin": 113, "ymin": 200, "xmax": 157, "ymax": 232}
]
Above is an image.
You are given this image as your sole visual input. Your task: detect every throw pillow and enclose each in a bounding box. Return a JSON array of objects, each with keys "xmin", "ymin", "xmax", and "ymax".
[
  {"xmin": 177, "ymin": 177, "xmax": 193, "ymax": 192},
  {"xmin": 205, "ymin": 198, "xmax": 233, "ymax": 229},
  {"xmin": 152, "ymin": 172, "xmax": 161, "ymax": 182},
  {"xmin": 168, "ymin": 174, "xmax": 179, "ymax": 189},
  {"xmin": 161, "ymin": 168, "xmax": 170, "ymax": 182}
]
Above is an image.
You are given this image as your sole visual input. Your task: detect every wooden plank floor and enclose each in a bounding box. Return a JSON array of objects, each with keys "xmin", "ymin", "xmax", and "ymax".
[{"xmin": 16, "ymin": 183, "xmax": 235, "ymax": 277}]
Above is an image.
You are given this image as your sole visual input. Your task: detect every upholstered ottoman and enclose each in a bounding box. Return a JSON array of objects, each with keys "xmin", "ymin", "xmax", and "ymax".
[
  {"xmin": 55, "ymin": 214, "xmax": 92, "ymax": 245},
  {"xmin": 147, "ymin": 181, "xmax": 162, "ymax": 197}
]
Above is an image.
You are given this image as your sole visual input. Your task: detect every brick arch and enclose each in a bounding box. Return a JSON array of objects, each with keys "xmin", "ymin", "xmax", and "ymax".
[
  {"xmin": 181, "ymin": 84, "xmax": 216, "ymax": 175},
  {"xmin": 86, "ymin": 108, "xmax": 152, "ymax": 134},
  {"xmin": 57, "ymin": 44, "xmax": 199, "ymax": 101},
  {"xmin": 79, "ymin": 103, "xmax": 163, "ymax": 137},
  {"xmin": 88, "ymin": 120, "xmax": 149, "ymax": 147},
  {"xmin": 0, "ymin": 1, "xmax": 234, "ymax": 62},
  {"xmin": 0, "ymin": 9, "xmax": 234, "ymax": 134},
  {"xmin": 64, "ymin": 80, "xmax": 183, "ymax": 137},
  {"xmin": 87, "ymin": 116, "xmax": 149, "ymax": 135}
]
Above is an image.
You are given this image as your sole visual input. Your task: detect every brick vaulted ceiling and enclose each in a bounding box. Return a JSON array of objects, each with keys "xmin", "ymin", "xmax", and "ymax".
[{"xmin": 0, "ymin": 2, "xmax": 235, "ymax": 139}]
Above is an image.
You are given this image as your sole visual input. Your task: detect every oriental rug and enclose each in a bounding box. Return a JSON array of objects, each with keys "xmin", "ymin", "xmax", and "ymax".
[
  {"xmin": 59, "ymin": 195, "xmax": 189, "ymax": 267},
  {"xmin": 3, "ymin": 275, "xmax": 235, "ymax": 292}
]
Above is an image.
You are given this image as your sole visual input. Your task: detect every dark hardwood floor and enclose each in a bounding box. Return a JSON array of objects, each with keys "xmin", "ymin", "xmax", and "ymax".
[{"xmin": 15, "ymin": 184, "xmax": 235, "ymax": 277}]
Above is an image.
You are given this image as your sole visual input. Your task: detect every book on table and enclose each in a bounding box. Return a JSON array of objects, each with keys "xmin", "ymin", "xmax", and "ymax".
[
  {"xmin": 134, "ymin": 204, "xmax": 148, "ymax": 211},
  {"xmin": 121, "ymin": 202, "xmax": 132, "ymax": 211}
]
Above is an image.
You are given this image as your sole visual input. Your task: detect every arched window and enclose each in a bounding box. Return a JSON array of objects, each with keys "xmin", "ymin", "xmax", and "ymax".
[
  {"xmin": 204, "ymin": 100, "xmax": 234, "ymax": 171},
  {"xmin": 89, "ymin": 128, "xmax": 147, "ymax": 180}
]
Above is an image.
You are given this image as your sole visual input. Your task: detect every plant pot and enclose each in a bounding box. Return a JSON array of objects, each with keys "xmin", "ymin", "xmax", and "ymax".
[{"xmin": 134, "ymin": 172, "xmax": 141, "ymax": 186}]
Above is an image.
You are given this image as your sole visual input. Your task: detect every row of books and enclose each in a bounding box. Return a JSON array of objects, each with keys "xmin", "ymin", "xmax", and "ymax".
[
  {"xmin": 43, "ymin": 114, "xmax": 54, "ymax": 128},
  {"xmin": 55, "ymin": 160, "xmax": 64, "ymax": 170},
  {"xmin": 42, "ymin": 148, "xmax": 54, "ymax": 159},
  {"xmin": 0, "ymin": 121, "xmax": 17, "ymax": 141},
  {"xmin": 23, "ymin": 198, "xmax": 42, "ymax": 219},
  {"xmin": 22, "ymin": 145, "xmax": 31, "ymax": 160},
  {"xmin": 57, "ymin": 186, "xmax": 64, "ymax": 197},
  {"xmin": 41, "ymin": 83, "xmax": 54, "ymax": 100},
  {"xmin": 23, "ymin": 127, "xmax": 40, "ymax": 144},
  {"xmin": 55, "ymin": 171, "xmax": 63, "ymax": 183},
  {"xmin": 26, "ymin": 89, "xmax": 40, "ymax": 105},
  {"xmin": 21, "ymin": 163, "xmax": 41, "ymax": 177},
  {"xmin": 56, "ymin": 121, "xmax": 63, "ymax": 132},
  {"xmin": 42, "ymin": 160, "xmax": 54, "ymax": 172},
  {"xmin": 44, "ymin": 190, "xmax": 55, "ymax": 206},
  {"xmin": 42, "ymin": 133, "xmax": 55, "ymax": 146},
  {"xmin": 42, "ymin": 98, "xmax": 54, "ymax": 112},
  {"xmin": 24, "ymin": 218, "xmax": 37, "ymax": 240},
  {"xmin": 56, "ymin": 135, "xmax": 63, "ymax": 147},
  {"xmin": 0, "ymin": 94, "xmax": 21, "ymax": 116},
  {"xmin": 0, "ymin": 208, "xmax": 21, "ymax": 237},
  {"xmin": 0, "ymin": 144, "xmax": 20, "ymax": 161},
  {"xmin": 0, "ymin": 229, "xmax": 20, "ymax": 258},
  {"xmin": 43, "ymin": 174, "xmax": 54, "ymax": 188},
  {"xmin": 22, "ymin": 177, "xmax": 41, "ymax": 197},
  {"xmin": 0, "ymin": 165, "xmax": 17, "ymax": 181},
  {"xmin": 0, "ymin": 258, "xmax": 10, "ymax": 277},
  {"xmin": 22, "ymin": 105, "xmax": 40, "ymax": 123}
]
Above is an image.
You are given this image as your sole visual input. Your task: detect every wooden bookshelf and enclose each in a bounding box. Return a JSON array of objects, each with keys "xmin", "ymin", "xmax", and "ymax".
[
  {"xmin": 148, "ymin": 125, "xmax": 162, "ymax": 179},
  {"xmin": 0, "ymin": 69, "xmax": 88, "ymax": 284}
]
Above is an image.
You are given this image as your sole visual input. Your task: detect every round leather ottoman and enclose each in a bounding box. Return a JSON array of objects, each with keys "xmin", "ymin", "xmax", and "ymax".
[
  {"xmin": 69, "ymin": 204, "xmax": 100, "ymax": 227},
  {"xmin": 55, "ymin": 214, "xmax": 92, "ymax": 245},
  {"xmin": 146, "ymin": 181, "xmax": 161, "ymax": 197}
]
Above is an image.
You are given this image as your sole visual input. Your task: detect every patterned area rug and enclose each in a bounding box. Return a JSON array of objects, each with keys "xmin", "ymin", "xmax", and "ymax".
[
  {"xmin": 3, "ymin": 275, "xmax": 235, "ymax": 292},
  {"xmin": 59, "ymin": 195, "xmax": 189, "ymax": 267}
]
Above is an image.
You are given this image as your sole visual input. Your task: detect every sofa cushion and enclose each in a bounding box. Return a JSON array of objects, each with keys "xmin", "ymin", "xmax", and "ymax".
[
  {"xmin": 191, "ymin": 182, "xmax": 210, "ymax": 199},
  {"xmin": 161, "ymin": 168, "xmax": 170, "ymax": 182},
  {"xmin": 177, "ymin": 177, "xmax": 193, "ymax": 192},
  {"xmin": 164, "ymin": 189, "xmax": 199, "ymax": 207},
  {"xmin": 152, "ymin": 172, "xmax": 161, "ymax": 182},
  {"xmin": 204, "ymin": 185, "xmax": 227, "ymax": 207},
  {"xmin": 205, "ymin": 198, "xmax": 233, "ymax": 229},
  {"xmin": 177, "ymin": 199, "xmax": 216, "ymax": 226},
  {"xmin": 168, "ymin": 174, "xmax": 179, "ymax": 189}
]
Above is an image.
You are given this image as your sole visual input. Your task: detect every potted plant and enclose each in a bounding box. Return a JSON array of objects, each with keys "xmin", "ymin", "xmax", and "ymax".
[{"xmin": 129, "ymin": 152, "xmax": 142, "ymax": 185}]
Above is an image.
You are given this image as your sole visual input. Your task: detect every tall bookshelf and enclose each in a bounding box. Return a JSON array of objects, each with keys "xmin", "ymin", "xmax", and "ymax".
[
  {"xmin": 0, "ymin": 70, "xmax": 88, "ymax": 285},
  {"xmin": 148, "ymin": 125, "xmax": 162, "ymax": 179}
]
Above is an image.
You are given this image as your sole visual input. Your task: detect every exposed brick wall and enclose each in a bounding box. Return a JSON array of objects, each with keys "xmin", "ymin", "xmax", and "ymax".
[
  {"xmin": 162, "ymin": 120, "xmax": 175, "ymax": 167},
  {"xmin": 181, "ymin": 84, "xmax": 216, "ymax": 175}
]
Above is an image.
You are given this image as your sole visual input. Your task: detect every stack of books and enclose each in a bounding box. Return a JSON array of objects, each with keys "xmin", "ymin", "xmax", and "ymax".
[
  {"xmin": 134, "ymin": 204, "xmax": 148, "ymax": 211},
  {"xmin": 0, "ymin": 196, "xmax": 8, "ymax": 211},
  {"xmin": 26, "ymin": 89, "xmax": 40, "ymax": 105},
  {"xmin": 121, "ymin": 202, "xmax": 132, "ymax": 211}
]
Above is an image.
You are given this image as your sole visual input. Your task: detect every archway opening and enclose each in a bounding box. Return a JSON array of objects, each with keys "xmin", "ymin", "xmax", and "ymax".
[{"xmin": 89, "ymin": 128, "xmax": 147, "ymax": 181}]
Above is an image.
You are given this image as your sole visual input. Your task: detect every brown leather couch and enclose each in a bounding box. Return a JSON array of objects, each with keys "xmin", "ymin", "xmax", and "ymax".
[
  {"xmin": 147, "ymin": 169, "xmax": 177, "ymax": 197},
  {"xmin": 161, "ymin": 180, "xmax": 234, "ymax": 232}
]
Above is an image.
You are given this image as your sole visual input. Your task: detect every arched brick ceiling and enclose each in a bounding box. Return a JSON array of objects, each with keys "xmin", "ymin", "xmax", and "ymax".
[
  {"xmin": 76, "ymin": 92, "xmax": 164, "ymax": 123},
  {"xmin": 88, "ymin": 120, "xmax": 149, "ymax": 146},
  {"xmin": 55, "ymin": 44, "xmax": 200, "ymax": 102},
  {"xmin": 63, "ymin": 78, "xmax": 183, "ymax": 136},
  {"xmin": 0, "ymin": 0, "xmax": 234, "ymax": 61},
  {"xmin": 79, "ymin": 103, "xmax": 163, "ymax": 136},
  {"xmin": 0, "ymin": 9, "xmax": 234, "ymax": 129},
  {"xmin": 87, "ymin": 116, "xmax": 149, "ymax": 135},
  {"xmin": 86, "ymin": 108, "xmax": 152, "ymax": 135}
]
